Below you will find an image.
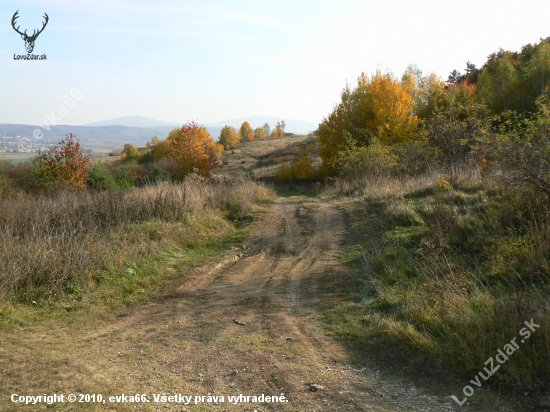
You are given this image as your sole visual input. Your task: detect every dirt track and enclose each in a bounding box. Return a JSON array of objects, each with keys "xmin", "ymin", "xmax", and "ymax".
[{"xmin": 1, "ymin": 197, "xmax": 524, "ymax": 411}]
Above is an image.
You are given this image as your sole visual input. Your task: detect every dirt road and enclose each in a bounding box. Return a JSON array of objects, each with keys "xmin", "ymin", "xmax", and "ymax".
[{"xmin": 1, "ymin": 197, "xmax": 523, "ymax": 411}]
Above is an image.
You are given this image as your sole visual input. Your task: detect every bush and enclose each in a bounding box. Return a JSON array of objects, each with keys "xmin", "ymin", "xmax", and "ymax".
[
  {"xmin": 144, "ymin": 163, "xmax": 172, "ymax": 183},
  {"xmin": 115, "ymin": 168, "xmax": 135, "ymax": 190},
  {"xmin": 275, "ymin": 149, "xmax": 313, "ymax": 181},
  {"xmin": 495, "ymin": 98, "xmax": 550, "ymax": 195},
  {"xmin": 122, "ymin": 144, "xmax": 140, "ymax": 162},
  {"xmin": 86, "ymin": 164, "xmax": 118, "ymax": 191},
  {"xmin": 32, "ymin": 134, "xmax": 90, "ymax": 192},
  {"xmin": 330, "ymin": 133, "xmax": 398, "ymax": 191}
]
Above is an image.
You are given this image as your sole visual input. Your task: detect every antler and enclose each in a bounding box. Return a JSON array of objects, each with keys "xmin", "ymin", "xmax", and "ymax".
[
  {"xmin": 29, "ymin": 13, "xmax": 49, "ymax": 40},
  {"xmin": 11, "ymin": 11, "xmax": 26, "ymax": 37}
]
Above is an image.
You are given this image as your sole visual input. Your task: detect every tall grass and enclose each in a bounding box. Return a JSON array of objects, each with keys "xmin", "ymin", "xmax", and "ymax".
[{"xmin": 0, "ymin": 177, "xmax": 270, "ymax": 303}]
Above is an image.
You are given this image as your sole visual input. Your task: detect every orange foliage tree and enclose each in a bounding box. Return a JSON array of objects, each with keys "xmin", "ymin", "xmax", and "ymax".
[
  {"xmin": 32, "ymin": 133, "xmax": 90, "ymax": 191},
  {"xmin": 167, "ymin": 121, "xmax": 223, "ymax": 178}
]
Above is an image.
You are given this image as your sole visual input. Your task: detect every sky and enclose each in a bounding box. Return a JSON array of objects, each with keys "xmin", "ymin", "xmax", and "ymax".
[{"xmin": 1, "ymin": 0, "xmax": 550, "ymax": 127}]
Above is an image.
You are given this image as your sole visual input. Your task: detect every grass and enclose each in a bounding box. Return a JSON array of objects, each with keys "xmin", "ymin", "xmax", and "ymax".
[
  {"xmin": 0, "ymin": 177, "xmax": 274, "ymax": 316},
  {"xmin": 321, "ymin": 173, "xmax": 550, "ymax": 393}
]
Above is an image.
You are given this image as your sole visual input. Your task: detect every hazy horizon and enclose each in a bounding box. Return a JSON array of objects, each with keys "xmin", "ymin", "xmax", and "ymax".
[{"xmin": 2, "ymin": 0, "xmax": 550, "ymax": 127}]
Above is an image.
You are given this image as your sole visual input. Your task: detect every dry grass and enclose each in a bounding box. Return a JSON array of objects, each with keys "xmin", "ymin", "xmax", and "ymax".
[{"xmin": 0, "ymin": 176, "xmax": 272, "ymax": 304}]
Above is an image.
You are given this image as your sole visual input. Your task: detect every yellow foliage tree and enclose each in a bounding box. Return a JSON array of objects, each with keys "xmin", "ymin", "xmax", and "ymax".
[
  {"xmin": 219, "ymin": 126, "xmax": 241, "ymax": 149},
  {"xmin": 240, "ymin": 121, "xmax": 253, "ymax": 142},
  {"xmin": 319, "ymin": 70, "xmax": 419, "ymax": 171},
  {"xmin": 254, "ymin": 126, "xmax": 266, "ymax": 140},
  {"xmin": 166, "ymin": 121, "xmax": 223, "ymax": 178}
]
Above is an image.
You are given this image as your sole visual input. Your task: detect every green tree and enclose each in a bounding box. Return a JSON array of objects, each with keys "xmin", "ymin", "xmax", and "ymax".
[
  {"xmin": 494, "ymin": 94, "xmax": 550, "ymax": 195},
  {"xmin": 401, "ymin": 64, "xmax": 445, "ymax": 119},
  {"xmin": 477, "ymin": 53, "xmax": 522, "ymax": 113},
  {"xmin": 525, "ymin": 41, "xmax": 550, "ymax": 95},
  {"xmin": 425, "ymin": 83, "xmax": 489, "ymax": 182}
]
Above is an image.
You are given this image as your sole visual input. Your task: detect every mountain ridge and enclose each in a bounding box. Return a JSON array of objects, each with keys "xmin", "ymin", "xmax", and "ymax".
[{"xmin": 81, "ymin": 115, "xmax": 318, "ymax": 134}]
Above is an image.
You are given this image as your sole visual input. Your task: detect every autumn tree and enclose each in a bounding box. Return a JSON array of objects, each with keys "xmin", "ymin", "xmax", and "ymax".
[
  {"xmin": 254, "ymin": 126, "xmax": 266, "ymax": 140},
  {"xmin": 146, "ymin": 135, "xmax": 160, "ymax": 148},
  {"xmin": 263, "ymin": 123, "xmax": 271, "ymax": 138},
  {"xmin": 122, "ymin": 144, "xmax": 140, "ymax": 162},
  {"xmin": 166, "ymin": 121, "xmax": 223, "ymax": 178},
  {"xmin": 318, "ymin": 70, "xmax": 418, "ymax": 170},
  {"xmin": 152, "ymin": 139, "xmax": 172, "ymax": 162},
  {"xmin": 272, "ymin": 120, "xmax": 286, "ymax": 138},
  {"xmin": 240, "ymin": 121, "xmax": 254, "ymax": 142},
  {"xmin": 32, "ymin": 133, "xmax": 90, "ymax": 191},
  {"xmin": 219, "ymin": 126, "xmax": 241, "ymax": 149}
]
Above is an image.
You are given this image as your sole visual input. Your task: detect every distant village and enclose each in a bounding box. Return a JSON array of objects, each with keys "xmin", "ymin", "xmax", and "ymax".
[{"xmin": 0, "ymin": 136, "xmax": 55, "ymax": 153}]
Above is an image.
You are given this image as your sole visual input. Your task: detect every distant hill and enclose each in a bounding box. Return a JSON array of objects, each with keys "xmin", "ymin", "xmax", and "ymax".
[
  {"xmin": 0, "ymin": 114, "xmax": 317, "ymax": 144},
  {"xmin": 0, "ymin": 123, "xmax": 223, "ymax": 143},
  {"xmin": 83, "ymin": 115, "xmax": 318, "ymax": 135},
  {"xmin": 83, "ymin": 116, "xmax": 181, "ymax": 128},
  {"xmin": 204, "ymin": 116, "xmax": 318, "ymax": 135},
  {"xmin": 0, "ymin": 124, "xmax": 169, "ymax": 142}
]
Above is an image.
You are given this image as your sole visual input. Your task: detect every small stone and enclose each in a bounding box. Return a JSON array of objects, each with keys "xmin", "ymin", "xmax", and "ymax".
[
  {"xmin": 309, "ymin": 384, "xmax": 324, "ymax": 392},
  {"xmin": 233, "ymin": 319, "xmax": 246, "ymax": 326}
]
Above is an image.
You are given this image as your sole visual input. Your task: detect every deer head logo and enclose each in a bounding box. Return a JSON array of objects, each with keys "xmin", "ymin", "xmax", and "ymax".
[{"xmin": 12, "ymin": 11, "xmax": 49, "ymax": 54}]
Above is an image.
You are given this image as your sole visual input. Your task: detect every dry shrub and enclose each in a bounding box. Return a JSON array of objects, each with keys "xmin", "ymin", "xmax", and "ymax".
[{"xmin": 275, "ymin": 150, "xmax": 314, "ymax": 181}]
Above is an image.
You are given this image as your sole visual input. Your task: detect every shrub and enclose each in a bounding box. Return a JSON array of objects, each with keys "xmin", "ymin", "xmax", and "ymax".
[
  {"xmin": 86, "ymin": 164, "xmax": 118, "ymax": 191},
  {"xmin": 144, "ymin": 163, "xmax": 172, "ymax": 183},
  {"xmin": 115, "ymin": 168, "xmax": 135, "ymax": 190},
  {"xmin": 275, "ymin": 149, "xmax": 313, "ymax": 181},
  {"xmin": 122, "ymin": 144, "xmax": 140, "ymax": 162},
  {"xmin": 332, "ymin": 133, "xmax": 398, "ymax": 189},
  {"xmin": 32, "ymin": 134, "xmax": 90, "ymax": 192},
  {"xmin": 275, "ymin": 163, "xmax": 293, "ymax": 181},
  {"xmin": 495, "ymin": 97, "xmax": 550, "ymax": 195}
]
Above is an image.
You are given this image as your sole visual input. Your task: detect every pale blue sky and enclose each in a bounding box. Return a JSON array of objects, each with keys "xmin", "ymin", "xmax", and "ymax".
[{"xmin": 1, "ymin": 0, "xmax": 550, "ymax": 127}]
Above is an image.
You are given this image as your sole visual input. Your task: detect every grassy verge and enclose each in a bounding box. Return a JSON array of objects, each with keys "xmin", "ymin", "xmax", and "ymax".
[{"xmin": 321, "ymin": 175, "xmax": 550, "ymax": 393}]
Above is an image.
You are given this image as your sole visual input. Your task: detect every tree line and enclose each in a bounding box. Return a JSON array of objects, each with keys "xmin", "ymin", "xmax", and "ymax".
[
  {"xmin": 313, "ymin": 36, "xmax": 550, "ymax": 192},
  {"xmin": 219, "ymin": 120, "xmax": 287, "ymax": 148}
]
